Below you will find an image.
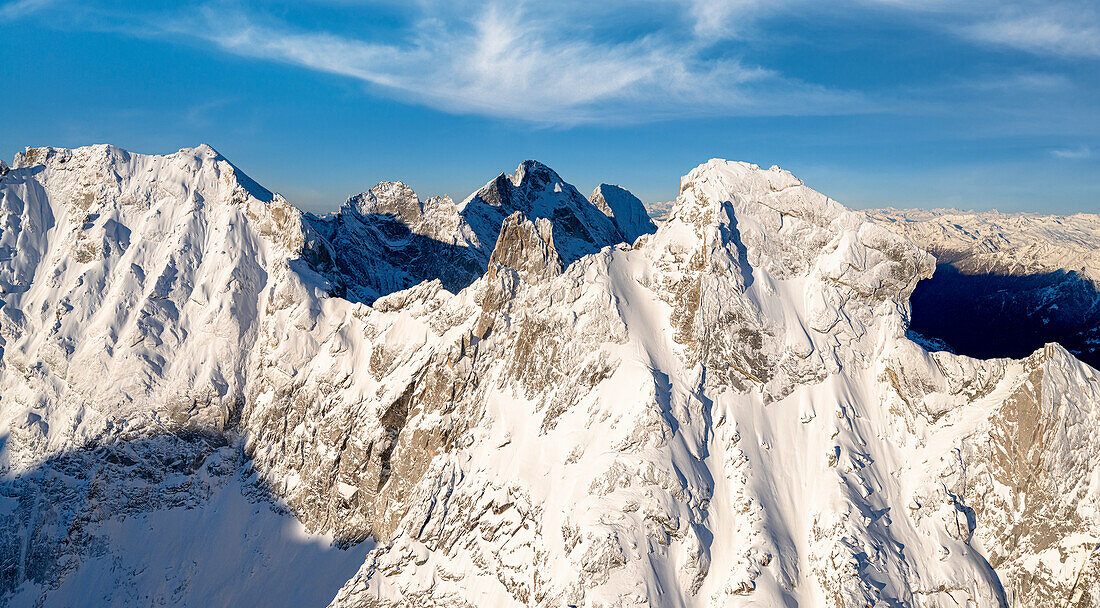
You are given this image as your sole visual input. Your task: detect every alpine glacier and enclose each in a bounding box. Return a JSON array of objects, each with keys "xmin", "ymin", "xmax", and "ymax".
[{"xmin": 1, "ymin": 145, "xmax": 1098, "ymax": 608}]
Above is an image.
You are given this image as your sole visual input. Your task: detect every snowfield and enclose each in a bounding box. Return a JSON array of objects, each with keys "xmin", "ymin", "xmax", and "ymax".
[{"xmin": 1, "ymin": 145, "xmax": 1098, "ymax": 607}]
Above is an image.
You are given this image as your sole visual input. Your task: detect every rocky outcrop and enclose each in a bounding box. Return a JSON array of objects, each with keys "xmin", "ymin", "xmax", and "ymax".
[{"xmin": 487, "ymin": 212, "xmax": 562, "ymax": 281}]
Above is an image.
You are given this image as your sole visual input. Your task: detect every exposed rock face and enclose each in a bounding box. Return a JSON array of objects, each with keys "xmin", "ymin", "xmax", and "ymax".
[
  {"xmin": 589, "ymin": 183, "xmax": 656, "ymax": 243},
  {"xmin": 1, "ymin": 148, "xmax": 1099, "ymax": 608},
  {"xmin": 488, "ymin": 212, "xmax": 563, "ymax": 281},
  {"xmin": 949, "ymin": 346, "xmax": 1100, "ymax": 607}
]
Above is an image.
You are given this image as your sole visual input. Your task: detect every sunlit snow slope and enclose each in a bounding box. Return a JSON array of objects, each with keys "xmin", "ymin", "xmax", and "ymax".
[{"xmin": 1, "ymin": 146, "xmax": 1098, "ymax": 608}]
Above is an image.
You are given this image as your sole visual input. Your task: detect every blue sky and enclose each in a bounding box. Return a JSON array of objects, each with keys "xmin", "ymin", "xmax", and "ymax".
[{"xmin": 1, "ymin": 0, "xmax": 1098, "ymax": 213}]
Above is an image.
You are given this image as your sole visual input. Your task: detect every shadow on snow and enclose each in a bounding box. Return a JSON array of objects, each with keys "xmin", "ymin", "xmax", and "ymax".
[
  {"xmin": 0, "ymin": 429, "xmax": 371, "ymax": 608},
  {"xmin": 908, "ymin": 264, "xmax": 1100, "ymax": 369}
]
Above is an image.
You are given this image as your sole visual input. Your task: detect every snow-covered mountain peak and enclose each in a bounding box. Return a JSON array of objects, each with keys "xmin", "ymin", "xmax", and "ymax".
[
  {"xmin": 345, "ymin": 180, "xmax": 421, "ymax": 216},
  {"xmin": 0, "ymin": 143, "xmax": 319, "ymax": 465},
  {"xmin": 675, "ymin": 159, "xmax": 838, "ymax": 223},
  {"xmin": 509, "ymin": 159, "xmax": 562, "ymax": 188},
  {"xmin": 458, "ymin": 159, "xmax": 624, "ymax": 266},
  {"xmin": 10, "ymin": 143, "xmax": 279, "ymax": 210},
  {"xmin": 457, "ymin": 160, "xmax": 568, "ymax": 212},
  {"xmin": 662, "ymin": 159, "xmax": 838, "ymax": 279},
  {"xmin": 589, "ymin": 183, "xmax": 657, "ymax": 244},
  {"xmin": 502, "ymin": 159, "xmax": 606, "ymax": 196},
  {"xmin": 659, "ymin": 159, "xmax": 922, "ymax": 287},
  {"xmin": 460, "ymin": 160, "xmax": 574, "ymax": 211},
  {"xmin": 339, "ymin": 180, "xmax": 468, "ymax": 244},
  {"xmin": 637, "ymin": 157, "xmax": 933, "ymax": 402}
]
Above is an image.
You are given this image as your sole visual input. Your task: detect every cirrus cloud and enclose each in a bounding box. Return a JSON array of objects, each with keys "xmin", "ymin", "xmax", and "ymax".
[
  {"xmin": 174, "ymin": 1, "xmax": 868, "ymax": 125},
  {"xmin": 1051, "ymin": 146, "xmax": 1092, "ymax": 159}
]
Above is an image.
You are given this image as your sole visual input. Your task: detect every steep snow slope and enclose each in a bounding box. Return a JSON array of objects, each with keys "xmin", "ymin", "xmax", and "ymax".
[
  {"xmin": 2, "ymin": 147, "xmax": 1099, "ymax": 608},
  {"xmin": 589, "ymin": 183, "xmax": 657, "ymax": 243},
  {"xmin": 0, "ymin": 144, "xmax": 366, "ymax": 605},
  {"xmin": 0, "ymin": 144, "xmax": 315, "ymax": 449}
]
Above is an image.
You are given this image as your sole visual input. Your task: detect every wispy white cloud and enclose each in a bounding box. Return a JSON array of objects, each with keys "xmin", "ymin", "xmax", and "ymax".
[
  {"xmin": 166, "ymin": 1, "xmax": 867, "ymax": 125},
  {"xmin": 871, "ymin": 0, "xmax": 1100, "ymax": 58},
  {"xmin": 671, "ymin": 0, "xmax": 777, "ymax": 40},
  {"xmin": 665, "ymin": 0, "xmax": 1100, "ymax": 58},
  {"xmin": 963, "ymin": 10, "xmax": 1100, "ymax": 58},
  {"xmin": 0, "ymin": 0, "xmax": 54, "ymax": 20},
  {"xmin": 1051, "ymin": 146, "xmax": 1092, "ymax": 159}
]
